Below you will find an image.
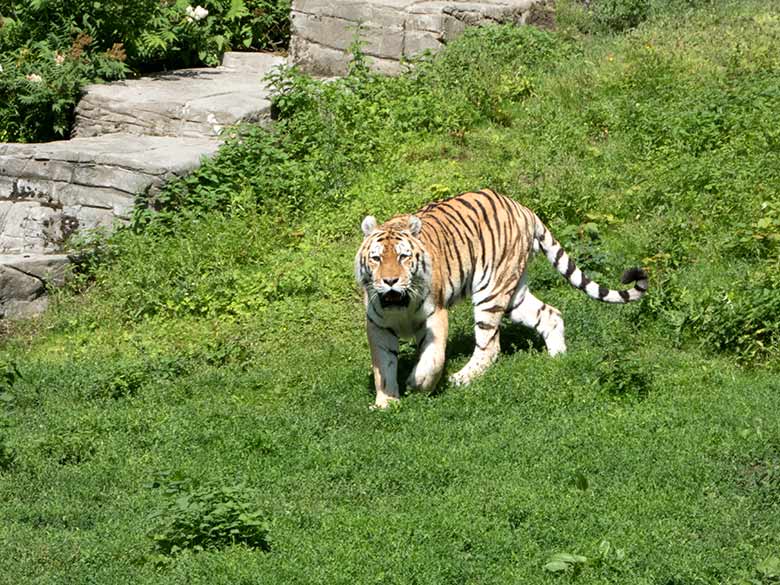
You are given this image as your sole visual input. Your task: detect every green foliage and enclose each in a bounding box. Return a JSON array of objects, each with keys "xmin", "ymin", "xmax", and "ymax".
[
  {"xmin": 93, "ymin": 213, "xmax": 351, "ymax": 320},
  {"xmin": 0, "ymin": 359, "xmax": 22, "ymax": 409},
  {"xmin": 90, "ymin": 362, "xmax": 149, "ymax": 400},
  {"xmin": 0, "ymin": 359, "xmax": 22, "ymax": 392},
  {"xmin": 0, "ymin": 0, "xmax": 289, "ymax": 66},
  {"xmin": 0, "ymin": 417, "xmax": 15, "ymax": 471},
  {"xmin": 0, "ymin": 435, "xmax": 14, "ymax": 470},
  {"xmin": 36, "ymin": 428, "xmax": 98, "ymax": 465},
  {"xmin": 131, "ymin": 0, "xmax": 291, "ymax": 69},
  {"xmin": 544, "ymin": 541, "xmax": 626, "ymax": 575},
  {"xmin": 590, "ymin": 0, "xmax": 650, "ymax": 32},
  {"xmin": 147, "ymin": 475, "xmax": 270, "ymax": 559},
  {"xmin": 411, "ymin": 22, "xmax": 567, "ymax": 126},
  {"xmin": 755, "ymin": 556, "xmax": 780, "ymax": 583},
  {"xmin": 741, "ymin": 446, "xmax": 780, "ymax": 506},
  {"xmin": 730, "ymin": 201, "xmax": 780, "ymax": 259},
  {"xmin": 0, "ymin": 1, "xmax": 159, "ymax": 56},
  {"xmin": 0, "ymin": 38, "xmax": 126, "ymax": 141},
  {"xmin": 687, "ymin": 267, "xmax": 780, "ymax": 363},
  {"xmin": 595, "ymin": 348, "xmax": 651, "ymax": 399}
]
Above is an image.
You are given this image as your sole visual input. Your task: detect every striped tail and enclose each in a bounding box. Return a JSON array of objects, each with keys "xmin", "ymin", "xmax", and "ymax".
[{"xmin": 534, "ymin": 215, "xmax": 648, "ymax": 303}]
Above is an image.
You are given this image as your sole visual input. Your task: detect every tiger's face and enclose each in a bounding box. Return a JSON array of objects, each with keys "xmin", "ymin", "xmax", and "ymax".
[{"xmin": 355, "ymin": 214, "xmax": 428, "ymax": 309}]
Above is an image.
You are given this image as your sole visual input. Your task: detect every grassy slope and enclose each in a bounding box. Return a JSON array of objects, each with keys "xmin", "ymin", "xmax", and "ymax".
[{"xmin": 1, "ymin": 2, "xmax": 780, "ymax": 584}]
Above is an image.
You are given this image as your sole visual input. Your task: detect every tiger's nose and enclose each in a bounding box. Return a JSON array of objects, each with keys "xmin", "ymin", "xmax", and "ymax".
[{"xmin": 383, "ymin": 277, "xmax": 399, "ymax": 287}]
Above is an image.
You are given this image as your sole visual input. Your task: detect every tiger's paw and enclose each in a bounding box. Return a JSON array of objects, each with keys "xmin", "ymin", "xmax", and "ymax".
[
  {"xmin": 406, "ymin": 370, "xmax": 442, "ymax": 393},
  {"xmin": 448, "ymin": 370, "xmax": 473, "ymax": 387},
  {"xmin": 370, "ymin": 396, "xmax": 400, "ymax": 411}
]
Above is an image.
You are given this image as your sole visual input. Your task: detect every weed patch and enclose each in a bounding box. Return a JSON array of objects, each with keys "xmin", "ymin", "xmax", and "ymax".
[
  {"xmin": 0, "ymin": 424, "xmax": 15, "ymax": 471},
  {"xmin": 147, "ymin": 474, "xmax": 270, "ymax": 560},
  {"xmin": 37, "ymin": 429, "xmax": 98, "ymax": 466}
]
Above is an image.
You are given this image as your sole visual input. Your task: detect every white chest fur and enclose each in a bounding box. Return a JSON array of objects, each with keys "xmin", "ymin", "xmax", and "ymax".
[{"xmin": 368, "ymin": 295, "xmax": 436, "ymax": 340}]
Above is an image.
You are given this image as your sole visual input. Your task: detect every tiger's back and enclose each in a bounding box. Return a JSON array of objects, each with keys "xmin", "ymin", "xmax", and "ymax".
[{"xmin": 415, "ymin": 188, "xmax": 537, "ymax": 309}]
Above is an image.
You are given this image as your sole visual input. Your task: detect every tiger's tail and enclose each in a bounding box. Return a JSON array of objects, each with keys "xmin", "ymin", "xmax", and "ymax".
[{"xmin": 533, "ymin": 215, "xmax": 648, "ymax": 303}]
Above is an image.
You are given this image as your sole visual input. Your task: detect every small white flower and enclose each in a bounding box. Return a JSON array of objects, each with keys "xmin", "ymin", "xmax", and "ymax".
[
  {"xmin": 54, "ymin": 53, "xmax": 65, "ymax": 65},
  {"xmin": 185, "ymin": 5, "xmax": 208, "ymax": 21},
  {"xmin": 0, "ymin": 64, "xmax": 4, "ymax": 73},
  {"xmin": 26, "ymin": 73, "xmax": 43, "ymax": 83}
]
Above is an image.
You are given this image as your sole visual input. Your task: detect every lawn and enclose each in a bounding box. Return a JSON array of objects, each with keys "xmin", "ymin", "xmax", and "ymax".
[{"xmin": 1, "ymin": 1, "xmax": 779, "ymax": 583}]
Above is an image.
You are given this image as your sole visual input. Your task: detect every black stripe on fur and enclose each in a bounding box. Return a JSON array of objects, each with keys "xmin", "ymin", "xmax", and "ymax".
[{"xmin": 620, "ymin": 267, "xmax": 648, "ymax": 285}]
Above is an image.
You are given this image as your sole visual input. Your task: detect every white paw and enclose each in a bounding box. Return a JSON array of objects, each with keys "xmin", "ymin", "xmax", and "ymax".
[
  {"xmin": 406, "ymin": 373, "xmax": 438, "ymax": 392},
  {"xmin": 370, "ymin": 396, "xmax": 400, "ymax": 411},
  {"xmin": 448, "ymin": 370, "xmax": 472, "ymax": 387},
  {"xmin": 547, "ymin": 342, "xmax": 567, "ymax": 357}
]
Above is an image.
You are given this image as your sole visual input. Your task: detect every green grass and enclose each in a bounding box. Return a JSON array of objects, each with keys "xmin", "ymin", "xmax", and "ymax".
[{"xmin": 1, "ymin": 1, "xmax": 780, "ymax": 583}]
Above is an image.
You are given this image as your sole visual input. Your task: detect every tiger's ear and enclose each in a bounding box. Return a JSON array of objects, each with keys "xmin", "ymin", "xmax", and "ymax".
[
  {"xmin": 408, "ymin": 215, "xmax": 422, "ymax": 237},
  {"xmin": 361, "ymin": 215, "xmax": 378, "ymax": 237}
]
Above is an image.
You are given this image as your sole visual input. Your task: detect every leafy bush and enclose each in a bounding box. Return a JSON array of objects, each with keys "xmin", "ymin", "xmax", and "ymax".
[
  {"xmin": 0, "ymin": 359, "xmax": 22, "ymax": 410},
  {"xmin": 0, "ymin": 411, "xmax": 16, "ymax": 471},
  {"xmin": 1, "ymin": 0, "xmax": 290, "ymax": 67},
  {"xmin": 0, "ymin": 434, "xmax": 14, "ymax": 470},
  {"xmin": 595, "ymin": 348, "xmax": 651, "ymax": 400},
  {"xmin": 0, "ymin": 38, "xmax": 126, "ymax": 142},
  {"xmin": 81, "ymin": 211, "xmax": 350, "ymax": 320},
  {"xmin": 411, "ymin": 23, "xmax": 567, "ymax": 126},
  {"xmin": 740, "ymin": 442, "xmax": 780, "ymax": 506},
  {"xmin": 590, "ymin": 0, "xmax": 650, "ymax": 32},
  {"xmin": 90, "ymin": 362, "xmax": 149, "ymax": 400},
  {"xmin": 544, "ymin": 541, "xmax": 626, "ymax": 575},
  {"xmin": 0, "ymin": 1, "xmax": 159, "ymax": 57},
  {"xmin": 147, "ymin": 475, "xmax": 270, "ymax": 558},
  {"xmin": 687, "ymin": 266, "xmax": 780, "ymax": 363},
  {"xmin": 37, "ymin": 429, "xmax": 98, "ymax": 465},
  {"xmin": 130, "ymin": 0, "xmax": 291, "ymax": 70}
]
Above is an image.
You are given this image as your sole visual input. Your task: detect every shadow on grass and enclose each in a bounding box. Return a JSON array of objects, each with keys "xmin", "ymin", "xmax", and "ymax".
[{"xmin": 363, "ymin": 320, "xmax": 546, "ymax": 400}]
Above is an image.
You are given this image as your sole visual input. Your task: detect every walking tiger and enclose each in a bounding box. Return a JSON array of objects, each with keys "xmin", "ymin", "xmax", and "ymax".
[{"xmin": 355, "ymin": 189, "xmax": 648, "ymax": 409}]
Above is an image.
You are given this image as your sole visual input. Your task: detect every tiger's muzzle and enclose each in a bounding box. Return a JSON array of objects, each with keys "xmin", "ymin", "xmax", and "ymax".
[{"xmin": 379, "ymin": 289, "xmax": 410, "ymax": 309}]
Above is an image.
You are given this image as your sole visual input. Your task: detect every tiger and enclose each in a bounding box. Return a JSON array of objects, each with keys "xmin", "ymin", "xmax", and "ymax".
[{"xmin": 355, "ymin": 188, "xmax": 648, "ymax": 409}]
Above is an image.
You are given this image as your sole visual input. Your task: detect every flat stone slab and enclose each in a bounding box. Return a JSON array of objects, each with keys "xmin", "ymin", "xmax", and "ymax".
[
  {"xmin": 0, "ymin": 134, "xmax": 221, "ymax": 254},
  {"xmin": 289, "ymin": 0, "xmax": 543, "ymax": 76},
  {"xmin": 74, "ymin": 52, "xmax": 286, "ymax": 138},
  {"xmin": 0, "ymin": 253, "xmax": 70, "ymax": 319}
]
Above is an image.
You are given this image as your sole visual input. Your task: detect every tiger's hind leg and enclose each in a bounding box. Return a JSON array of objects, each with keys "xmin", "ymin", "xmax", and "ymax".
[
  {"xmin": 449, "ymin": 291, "xmax": 511, "ymax": 387},
  {"xmin": 507, "ymin": 281, "xmax": 566, "ymax": 356}
]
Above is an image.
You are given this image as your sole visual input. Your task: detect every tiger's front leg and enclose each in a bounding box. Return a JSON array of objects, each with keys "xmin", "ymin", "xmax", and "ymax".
[
  {"xmin": 406, "ymin": 308, "xmax": 448, "ymax": 393},
  {"xmin": 367, "ymin": 319, "xmax": 400, "ymax": 409}
]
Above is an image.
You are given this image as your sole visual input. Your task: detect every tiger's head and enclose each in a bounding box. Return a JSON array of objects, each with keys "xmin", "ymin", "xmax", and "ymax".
[{"xmin": 355, "ymin": 214, "xmax": 430, "ymax": 310}]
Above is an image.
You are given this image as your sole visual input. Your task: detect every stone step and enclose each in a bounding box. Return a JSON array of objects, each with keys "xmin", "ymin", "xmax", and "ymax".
[
  {"xmin": 0, "ymin": 134, "xmax": 221, "ymax": 254},
  {"xmin": 0, "ymin": 253, "xmax": 70, "ymax": 319},
  {"xmin": 73, "ymin": 52, "xmax": 286, "ymax": 139}
]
